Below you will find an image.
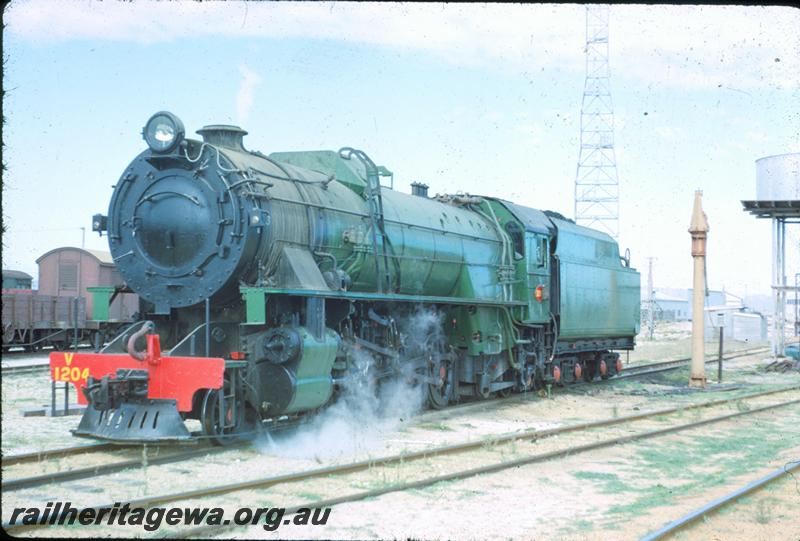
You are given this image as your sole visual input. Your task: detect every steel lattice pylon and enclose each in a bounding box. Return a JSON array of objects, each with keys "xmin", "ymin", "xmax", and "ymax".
[{"xmin": 574, "ymin": 4, "xmax": 619, "ymax": 239}]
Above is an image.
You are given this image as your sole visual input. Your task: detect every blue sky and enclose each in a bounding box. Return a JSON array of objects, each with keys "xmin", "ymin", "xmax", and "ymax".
[{"xmin": 3, "ymin": 1, "xmax": 799, "ymax": 297}]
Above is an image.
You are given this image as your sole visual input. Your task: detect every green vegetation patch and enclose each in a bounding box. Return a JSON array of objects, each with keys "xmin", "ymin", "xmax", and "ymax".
[
  {"xmin": 572, "ymin": 471, "xmax": 630, "ymax": 495},
  {"xmin": 605, "ymin": 413, "xmax": 800, "ymax": 516},
  {"xmin": 563, "ymin": 409, "xmax": 799, "ymax": 525},
  {"xmin": 417, "ymin": 422, "xmax": 455, "ymax": 432}
]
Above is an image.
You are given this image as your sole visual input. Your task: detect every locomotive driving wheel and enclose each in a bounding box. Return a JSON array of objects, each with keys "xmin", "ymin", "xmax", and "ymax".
[
  {"xmin": 200, "ymin": 388, "xmax": 247, "ymax": 446},
  {"xmin": 426, "ymin": 341, "xmax": 456, "ymax": 410}
]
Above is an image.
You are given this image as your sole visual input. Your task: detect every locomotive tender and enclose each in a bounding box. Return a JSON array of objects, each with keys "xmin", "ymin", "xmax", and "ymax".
[{"xmin": 50, "ymin": 111, "xmax": 640, "ymax": 443}]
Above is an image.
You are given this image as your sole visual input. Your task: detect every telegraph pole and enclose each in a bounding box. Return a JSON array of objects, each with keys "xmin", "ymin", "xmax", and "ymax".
[
  {"xmin": 689, "ymin": 190, "xmax": 709, "ymax": 388},
  {"xmin": 646, "ymin": 257, "xmax": 656, "ymax": 340}
]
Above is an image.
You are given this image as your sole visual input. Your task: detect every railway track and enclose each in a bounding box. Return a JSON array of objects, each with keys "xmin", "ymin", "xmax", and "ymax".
[
  {"xmin": 617, "ymin": 345, "xmax": 771, "ymax": 379},
  {"xmin": 5, "ymin": 384, "xmax": 798, "ymax": 536},
  {"xmin": 1, "ymin": 420, "xmax": 307, "ymax": 492},
  {"xmin": 1, "ymin": 344, "xmax": 93, "ymax": 359},
  {"xmin": 2, "ymin": 442, "xmax": 128, "ymax": 467},
  {"xmin": 0, "ymin": 344, "xmax": 769, "ymax": 378},
  {"xmin": 0, "ymin": 345, "xmax": 774, "ymax": 492},
  {"xmin": 2, "ymin": 444, "xmax": 218, "ymax": 491},
  {"xmin": 641, "ymin": 460, "xmax": 800, "ymax": 540},
  {"xmin": 438, "ymin": 345, "xmax": 772, "ymax": 417},
  {"xmin": 1, "ymin": 361, "xmax": 52, "ymax": 376},
  {"xmin": 175, "ymin": 392, "xmax": 800, "ymax": 539}
]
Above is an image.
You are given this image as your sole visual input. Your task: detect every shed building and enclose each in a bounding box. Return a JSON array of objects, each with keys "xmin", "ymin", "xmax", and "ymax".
[
  {"xmin": 2, "ymin": 270, "xmax": 33, "ymax": 290},
  {"xmin": 704, "ymin": 308, "xmax": 768, "ymax": 343},
  {"xmin": 654, "ymin": 292, "xmax": 689, "ymax": 321}
]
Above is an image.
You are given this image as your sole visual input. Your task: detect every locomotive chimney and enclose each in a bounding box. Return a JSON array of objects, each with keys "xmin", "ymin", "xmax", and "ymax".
[
  {"xmin": 196, "ymin": 125, "xmax": 248, "ymax": 151},
  {"xmin": 411, "ymin": 182, "xmax": 429, "ymax": 198}
]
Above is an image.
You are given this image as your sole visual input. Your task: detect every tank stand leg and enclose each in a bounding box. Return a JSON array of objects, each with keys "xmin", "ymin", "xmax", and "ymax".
[{"xmin": 546, "ymin": 383, "xmax": 552, "ymax": 399}]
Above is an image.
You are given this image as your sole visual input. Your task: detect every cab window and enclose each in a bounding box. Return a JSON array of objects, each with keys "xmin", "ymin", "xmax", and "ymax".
[
  {"xmin": 505, "ymin": 222, "xmax": 524, "ymax": 260},
  {"xmin": 527, "ymin": 235, "xmax": 548, "ymax": 271}
]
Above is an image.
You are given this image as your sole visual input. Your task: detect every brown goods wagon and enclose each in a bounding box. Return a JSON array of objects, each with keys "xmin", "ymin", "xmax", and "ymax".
[
  {"xmin": 36, "ymin": 247, "xmax": 137, "ymax": 321},
  {"xmin": 2, "ymin": 293, "xmax": 86, "ymax": 350}
]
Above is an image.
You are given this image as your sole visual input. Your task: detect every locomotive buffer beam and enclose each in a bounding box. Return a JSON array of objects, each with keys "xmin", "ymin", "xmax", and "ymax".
[{"xmin": 50, "ymin": 329, "xmax": 225, "ymax": 443}]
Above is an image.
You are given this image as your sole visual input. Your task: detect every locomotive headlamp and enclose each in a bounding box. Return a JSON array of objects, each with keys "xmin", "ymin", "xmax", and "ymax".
[{"xmin": 143, "ymin": 111, "xmax": 185, "ymax": 153}]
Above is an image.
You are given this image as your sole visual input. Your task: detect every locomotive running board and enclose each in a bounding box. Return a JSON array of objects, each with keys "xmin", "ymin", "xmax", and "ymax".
[{"xmin": 74, "ymin": 400, "xmax": 192, "ymax": 443}]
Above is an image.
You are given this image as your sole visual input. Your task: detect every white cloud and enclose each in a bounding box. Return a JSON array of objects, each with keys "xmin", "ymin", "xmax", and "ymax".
[
  {"xmin": 236, "ymin": 64, "xmax": 262, "ymax": 125},
  {"xmin": 7, "ymin": 2, "xmax": 798, "ymax": 90}
]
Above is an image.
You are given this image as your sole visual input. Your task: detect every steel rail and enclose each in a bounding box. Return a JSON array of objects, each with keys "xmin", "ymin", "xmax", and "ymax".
[
  {"xmin": 640, "ymin": 460, "xmax": 800, "ymax": 541},
  {"xmin": 1, "ymin": 343, "xmax": 94, "ymax": 359},
  {"xmin": 2, "ymin": 445, "xmax": 217, "ymax": 492},
  {"xmin": 618, "ymin": 345, "xmax": 770, "ymax": 378},
  {"xmin": 1, "ymin": 363, "xmax": 51, "ymax": 375},
  {"xmin": 5, "ymin": 387, "xmax": 797, "ymax": 535},
  {"xmin": 2, "ymin": 442, "xmax": 125, "ymax": 467}
]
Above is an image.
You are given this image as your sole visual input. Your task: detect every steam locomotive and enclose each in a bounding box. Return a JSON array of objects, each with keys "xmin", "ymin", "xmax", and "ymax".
[{"xmin": 50, "ymin": 111, "xmax": 640, "ymax": 444}]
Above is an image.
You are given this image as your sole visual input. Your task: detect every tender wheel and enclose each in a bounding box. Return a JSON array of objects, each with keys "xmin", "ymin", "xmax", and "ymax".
[
  {"xmin": 583, "ymin": 359, "xmax": 597, "ymax": 382},
  {"xmin": 200, "ymin": 388, "xmax": 247, "ymax": 446},
  {"xmin": 599, "ymin": 359, "xmax": 610, "ymax": 380}
]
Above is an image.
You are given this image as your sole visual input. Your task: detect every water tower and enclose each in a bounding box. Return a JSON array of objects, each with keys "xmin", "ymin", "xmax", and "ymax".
[{"xmin": 742, "ymin": 152, "xmax": 800, "ymax": 358}]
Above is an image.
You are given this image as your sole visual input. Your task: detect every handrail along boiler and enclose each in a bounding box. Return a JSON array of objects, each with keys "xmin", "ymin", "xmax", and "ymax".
[{"xmin": 50, "ymin": 111, "xmax": 641, "ymax": 443}]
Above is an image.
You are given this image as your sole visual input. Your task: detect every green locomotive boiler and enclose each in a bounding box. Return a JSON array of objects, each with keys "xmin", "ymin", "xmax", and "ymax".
[{"xmin": 52, "ymin": 111, "xmax": 640, "ymax": 443}]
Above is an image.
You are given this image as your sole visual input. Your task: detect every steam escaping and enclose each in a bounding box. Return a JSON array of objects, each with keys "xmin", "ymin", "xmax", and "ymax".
[
  {"xmin": 257, "ymin": 308, "xmax": 445, "ymax": 461},
  {"xmin": 258, "ymin": 360, "xmax": 424, "ymax": 461},
  {"xmin": 236, "ymin": 63, "xmax": 261, "ymax": 125}
]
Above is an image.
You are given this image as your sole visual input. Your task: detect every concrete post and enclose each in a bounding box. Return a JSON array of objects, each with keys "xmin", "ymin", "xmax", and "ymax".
[{"xmin": 689, "ymin": 190, "xmax": 709, "ymax": 388}]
